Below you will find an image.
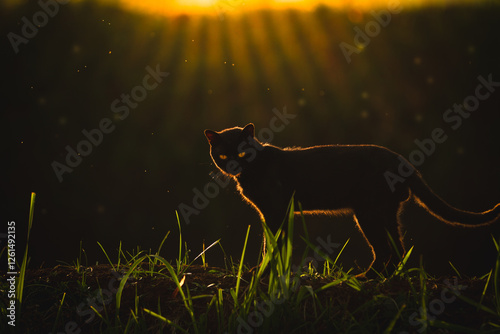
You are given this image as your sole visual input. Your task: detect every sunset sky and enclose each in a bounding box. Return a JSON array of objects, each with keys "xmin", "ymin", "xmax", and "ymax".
[{"xmin": 117, "ymin": 0, "xmax": 481, "ymax": 15}]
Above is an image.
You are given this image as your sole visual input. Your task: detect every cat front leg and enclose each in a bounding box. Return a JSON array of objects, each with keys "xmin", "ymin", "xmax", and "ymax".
[
  {"xmin": 255, "ymin": 203, "xmax": 290, "ymax": 261},
  {"xmin": 257, "ymin": 201, "xmax": 290, "ymax": 232}
]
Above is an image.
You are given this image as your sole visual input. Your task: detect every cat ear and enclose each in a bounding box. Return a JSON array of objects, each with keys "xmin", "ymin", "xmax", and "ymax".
[
  {"xmin": 242, "ymin": 123, "xmax": 255, "ymax": 138},
  {"xmin": 204, "ymin": 130, "xmax": 220, "ymax": 145}
]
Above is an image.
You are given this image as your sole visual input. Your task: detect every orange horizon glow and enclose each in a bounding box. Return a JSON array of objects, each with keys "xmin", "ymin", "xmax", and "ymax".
[{"xmin": 117, "ymin": 0, "xmax": 482, "ymax": 16}]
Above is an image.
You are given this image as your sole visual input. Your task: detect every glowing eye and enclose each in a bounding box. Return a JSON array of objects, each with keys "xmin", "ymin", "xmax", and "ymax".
[
  {"xmin": 219, "ymin": 154, "xmax": 227, "ymax": 160},
  {"xmin": 238, "ymin": 152, "xmax": 246, "ymax": 158}
]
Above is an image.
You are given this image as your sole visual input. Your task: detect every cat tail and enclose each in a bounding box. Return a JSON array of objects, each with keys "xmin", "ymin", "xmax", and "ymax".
[{"xmin": 408, "ymin": 172, "xmax": 500, "ymax": 227}]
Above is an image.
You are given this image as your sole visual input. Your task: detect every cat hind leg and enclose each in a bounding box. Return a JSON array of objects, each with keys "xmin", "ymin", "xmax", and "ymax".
[{"xmin": 354, "ymin": 205, "xmax": 404, "ymax": 276}]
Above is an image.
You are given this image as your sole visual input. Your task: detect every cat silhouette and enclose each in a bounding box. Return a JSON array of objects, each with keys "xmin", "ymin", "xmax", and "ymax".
[{"xmin": 205, "ymin": 123, "xmax": 500, "ymax": 273}]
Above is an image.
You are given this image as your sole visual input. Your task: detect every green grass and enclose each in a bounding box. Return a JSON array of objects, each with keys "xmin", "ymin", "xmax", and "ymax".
[
  {"xmin": 1, "ymin": 195, "xmax": 500, "ymax": 333},
  {"xmin": 16, "ymin": 192, "xmax": 36, "ymax": 307}
]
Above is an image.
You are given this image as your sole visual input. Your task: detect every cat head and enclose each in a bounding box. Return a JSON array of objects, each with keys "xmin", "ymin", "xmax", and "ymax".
[{"xmin": 204, "ymin": 123, "xmax": 258, "ymax": 176}]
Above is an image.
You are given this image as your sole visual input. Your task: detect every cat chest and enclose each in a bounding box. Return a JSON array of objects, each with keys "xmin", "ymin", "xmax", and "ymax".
[{"xmin": 237, "ymin": 176, "xmax": 286, "ymax": 198}]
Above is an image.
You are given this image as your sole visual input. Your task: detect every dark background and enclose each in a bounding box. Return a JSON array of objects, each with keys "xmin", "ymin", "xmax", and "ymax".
[{"xmin": 2, "ymin": 0, "xmax": 500, "ymax": 275}]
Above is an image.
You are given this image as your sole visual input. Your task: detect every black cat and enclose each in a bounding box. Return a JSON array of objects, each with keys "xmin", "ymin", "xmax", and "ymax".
[{"xmin": 204, "ymin": 123, "xmax": 500, "ymax": 273}]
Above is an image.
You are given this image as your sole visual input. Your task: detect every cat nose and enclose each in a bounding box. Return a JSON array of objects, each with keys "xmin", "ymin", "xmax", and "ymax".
[{"xmin": 224, "ymin": 158, "xmax": 242, "ymax": 176}]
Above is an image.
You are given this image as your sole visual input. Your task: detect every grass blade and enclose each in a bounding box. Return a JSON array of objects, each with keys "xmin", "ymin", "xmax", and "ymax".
[
  {"xmin": 298, "ymin": 202, "xmax": 313, "ymax": 272},
  {"xmin": 429, "ymin": 319, "xmax": 486, "ymax": 333},
  {"xmin": 156, "ymin": 231, "xmax": 171, "ymax": 256},
  {"xmin": 419, "ymin": 262, "xmax": 428, "ymax": 331},
  {"xmin": 383, "ymin": 303, "xmax": 405, "ymax": 334},
  {"xmin": 492, "ymin": 235, "xmax": 500, "ymax": 315},
  {"xmin": 300, "ymin": 236, "xmax": 349, "ymax": 272},
  {"xmin": 448, "ymin": 261, "xmax": 462, "ymax": 279},
  {"xmin": 17, "ymin": 192, "xmax": 36, "ymax": 306},
  {"xmin": 90, "ymin": 305, "xmax": 109, "ymax": 325},
  {"xmin": 284, "ymin": 196, "xmax": 295, "ymax": 275},
  {"xmin": 148, "ymin": 254, "xmax": 201, "ymax": 333},
  {"xmin": 117, "ymin": 240, "xmax": 122, "ymax": 270},
  {"xmin": 176, "ymin": 211, "xmax": 183, "ymax": 273},
  {"xmin": 234, "ymin": 225, "xmax": 251, "ymax": 303},
  {"xmin": 457, "ymin": 293, "xmax": 499, "ymax": 317},
  {"xmin": 51, "ymin": 292, "xmax": 66, "ymax": 334},
  {"xmin": 116, "ymin": 255, "xmax": 147, "ymax": 313},
  {"xmin": 393, "ymin": 246, "xmax": 414, "ymax": 277},
  {"xmin": 190, "ymin": 239, "xmax": 221, "ymax": 267},
  {"xmin": 258, "ymin": 221, "xmax": 282, "ymax": 278},
  {"xmin": 333, "ymin": 238, "xmax": 350, "ymax": 269},
  {"xmin": 144, "ymin": 308, "xmax": 188, "ymax": 333},
  {"xmin": 97, "ymin": 241, "xmax": 116, "ymax": 271}
]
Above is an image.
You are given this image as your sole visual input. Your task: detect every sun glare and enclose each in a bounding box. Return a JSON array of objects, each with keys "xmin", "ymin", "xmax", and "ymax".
[
  {"xmin": 178, "ymin": 0, "xmax": 216, "ymax": 7},
  {"xmin": 118, "ymin": 0, "xmax": 399, "ymax": 16},
  {"xmin": 117, "ymin": 0, "xmax": 481, "ymax": 16}
]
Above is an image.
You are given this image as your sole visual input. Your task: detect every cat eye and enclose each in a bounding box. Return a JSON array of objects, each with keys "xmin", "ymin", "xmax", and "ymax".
[
  {"xmin": 238, "ymin": 152, "xmax": 246, "ymax": 158},
  {"xmin": 219, "ymin": 154, "xmax": 228, "ymax": 160}
]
